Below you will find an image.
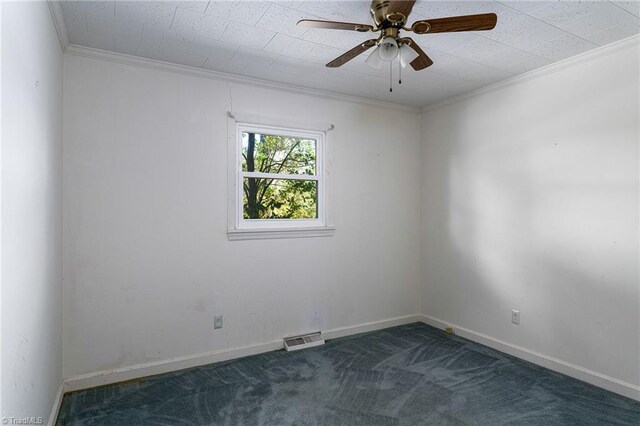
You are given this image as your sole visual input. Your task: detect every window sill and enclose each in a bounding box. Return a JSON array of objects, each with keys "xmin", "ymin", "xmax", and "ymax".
[{"xmin": 227, "ymin": 226, "xmax": 335, "ymax": 241}]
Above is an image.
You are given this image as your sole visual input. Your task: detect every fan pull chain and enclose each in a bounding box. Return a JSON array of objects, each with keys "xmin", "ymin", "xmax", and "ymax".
[
  {"xmin": 389, "ymin": 61, "xmax": 393, "ymax": 92},
  {"xmin": 399, "ymin": 57, "xmax": 402, "ymax": 85}
]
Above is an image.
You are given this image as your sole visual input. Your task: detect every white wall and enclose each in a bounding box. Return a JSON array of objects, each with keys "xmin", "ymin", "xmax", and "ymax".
[
  {"xmin": 1, "ymin": 1, "xmax": 63, "ymax": 422},
  {"xmin": 63, "ymin": 54, "xmax": 421, "ymax": 378},
  {"xmin": 420, "ymin": 39, "xmax": 639, "ymax": 390}
]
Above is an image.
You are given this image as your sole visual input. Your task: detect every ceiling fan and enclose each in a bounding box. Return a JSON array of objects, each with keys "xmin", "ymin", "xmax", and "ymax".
[{"xmin": 297, "ymin": 0, "xmax": 497, "ymax": 87}]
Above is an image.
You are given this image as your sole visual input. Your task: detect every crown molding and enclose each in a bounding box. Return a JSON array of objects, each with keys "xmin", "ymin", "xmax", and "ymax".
[
  {"xmin": 64, "ymin": 44, "xmax": 421, "ymax": 114},
  {"xmin": 422, "ymin": 34, "xmax": 640, "ymax": 113},
  {"xmin": 47, "ymin": 0, "xmax": 69, "ymax": 51},
  {"xmin": 48, "ymin": 0, "xmax": 638, "ymax": 114},
  {"xmin": 48, "ymin": 0, "xmax": 418, "ymax": 112}
]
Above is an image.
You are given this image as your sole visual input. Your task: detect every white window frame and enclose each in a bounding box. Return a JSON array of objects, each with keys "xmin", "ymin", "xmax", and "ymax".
[{"xmin": 227, "ymin": 116, "xmax": 334, "ymax": 241}]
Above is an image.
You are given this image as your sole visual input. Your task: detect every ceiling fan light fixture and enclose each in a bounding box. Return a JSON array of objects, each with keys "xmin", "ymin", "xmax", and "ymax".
[
  {"xmin": 365, "ymin": 46, "xmax": 385, "ymax": 69},
  {"xmin": 399, "ymin": 44, "xmax": 419, "ymax": 68},
  {"xmin": 377, "ymin": 36, "xmax": 399, "ymax": 61},
  {"xmin": 299, "ymin": 2, "xmax": 499, "ymax": 76}
]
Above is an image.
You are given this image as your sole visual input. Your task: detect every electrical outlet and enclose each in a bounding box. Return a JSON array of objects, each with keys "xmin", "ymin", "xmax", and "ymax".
[
  {"xmin": 214, "ymin": 315, "xmax": 223, "ymax": 329},
  {"xmin": 511, "ymin": 309, "xmax": 520, "ymax": 325}
]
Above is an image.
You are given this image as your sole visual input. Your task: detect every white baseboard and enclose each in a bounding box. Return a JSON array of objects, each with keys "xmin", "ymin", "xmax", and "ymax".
[
  {"xmin": 419, "ymin": 314, "xmax": 640, "ymax": 402},
  {"xmin": 63, "ymin": 314, "xmax": 421, "ymax": 393},
  {"xmin": 61, "ymin": 314, "xmax": 639, "ymax": 402},
  {"xmin": 63, "ymin": 339, "xmax": 284, "ymax": 392},
  {"xmin": 48, "ymin": 383, "xmax": 64, "ymax": 426},
  {"xmin": 322, "ymin": 314, "xmax": 422, "ymax": 341}
]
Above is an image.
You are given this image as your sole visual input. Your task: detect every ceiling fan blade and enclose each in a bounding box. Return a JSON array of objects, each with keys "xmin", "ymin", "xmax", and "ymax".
[
  {"xmin": 297, "ymin": 19, "xmax": 374, "ymax": 32},
  {"xmin": 326, "ymin": 39, "xmax": 378, "ymax": 68},
  {"xmin": 386, "ymin": 0, "xmax": 416, "ymax": 22},
  {"xmin": 411, "ymin": 13, "xmax": 497, "ymax": 34},
  {"xmin": 401, "ymin": 38, "xmax": 433, "ymax": 70}
]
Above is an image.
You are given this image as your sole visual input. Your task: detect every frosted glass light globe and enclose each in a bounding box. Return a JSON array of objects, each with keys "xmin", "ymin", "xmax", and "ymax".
[
  {"xmin": 365, "ymin": 46, "xmax": 384, "ymax": 69},
  {"xmin": 378, "ymin": 37, "xmax": 398, "ymax": 61},
  {"xmin": 399, "ymin": 44, "xmax": 419, "ymax": 68}
]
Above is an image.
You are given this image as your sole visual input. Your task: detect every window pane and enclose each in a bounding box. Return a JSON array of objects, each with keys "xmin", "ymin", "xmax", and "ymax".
[
  {"xmin": 243, "ymin": 178, "xmax": 317, "ymax": 219},
  {"xmin": 242, "ymin": 132, "xmax": 316, "ymax": 175}
]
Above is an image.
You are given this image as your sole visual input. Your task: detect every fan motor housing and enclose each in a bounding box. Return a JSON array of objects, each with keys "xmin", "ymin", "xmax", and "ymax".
[
  {"xmin": 381, "ymin": 27, "xmax": 399, "ymax": 39},
  {"xmin": 370, "ymin": 0, "xmax": 391, "ymax": 27}
]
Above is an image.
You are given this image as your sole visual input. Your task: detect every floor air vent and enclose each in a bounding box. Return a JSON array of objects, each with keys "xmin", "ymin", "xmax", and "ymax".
[{"xmin": 284, "ymin": 332, "xmax": 324, "ymax": 352}]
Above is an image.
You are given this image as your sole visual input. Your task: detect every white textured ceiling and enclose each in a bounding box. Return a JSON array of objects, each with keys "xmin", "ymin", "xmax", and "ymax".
[{"xmin": 59, "ymin": 1, "xmax": 640, "ymax": 107}]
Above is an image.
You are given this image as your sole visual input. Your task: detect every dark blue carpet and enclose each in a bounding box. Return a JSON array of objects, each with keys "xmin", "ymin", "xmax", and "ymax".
[{"xmin": 57, "ymin": 323, "xmax": 640, "ymax": 425}]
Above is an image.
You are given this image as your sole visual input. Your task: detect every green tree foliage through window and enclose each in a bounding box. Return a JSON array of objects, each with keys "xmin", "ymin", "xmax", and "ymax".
[{"xmin": 242, "ymin": 132, "xmax": 318, "ymax": 219}]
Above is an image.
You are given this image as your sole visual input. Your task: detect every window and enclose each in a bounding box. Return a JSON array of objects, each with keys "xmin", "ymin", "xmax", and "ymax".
[{"xmin": 228, "ymin": 122, "xmax": 334, "ymax": 240}]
